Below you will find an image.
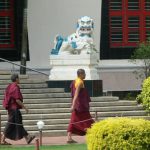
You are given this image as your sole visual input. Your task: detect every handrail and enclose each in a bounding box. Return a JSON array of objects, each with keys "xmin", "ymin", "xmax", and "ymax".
[{"xmin": 0, "ymin": 57, "xmax": 49, "ymax": 76}]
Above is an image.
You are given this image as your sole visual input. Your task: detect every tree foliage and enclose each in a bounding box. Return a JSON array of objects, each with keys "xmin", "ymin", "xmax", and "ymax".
[
  {"xmin": 130, "ymin": 38, "xmax": 150, "ymax": 79},
  {"xmin": 136, "ymin": 76, "xmax": 150, "ymax": 112}
]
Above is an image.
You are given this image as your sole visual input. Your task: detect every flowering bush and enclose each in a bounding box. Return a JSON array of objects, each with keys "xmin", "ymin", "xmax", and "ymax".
[
  {"xmin": 136, "ymin": 76, "xmax": 150, "ymax": 112},
  {"xmin": 86, "ymin": 118, "xmax": 150, "ymax": 150}
]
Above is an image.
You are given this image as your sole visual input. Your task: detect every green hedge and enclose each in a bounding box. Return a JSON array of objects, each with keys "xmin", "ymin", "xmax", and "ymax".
[
  {"xmin": 86, "ymin": 118, "xmax": 150, "ymax": 150},
  {"xmin": 136, "ymin": 77, "xmax": 150, "ymax": 112}
]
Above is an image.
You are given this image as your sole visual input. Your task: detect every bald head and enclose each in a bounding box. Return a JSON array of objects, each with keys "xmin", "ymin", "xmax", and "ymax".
[
  {"xmin": 77, "ymin": 69, "xmax": 86, "ymax": 79},
  {"xmin": 11, "ymin": 73, "xmax": 19, "ymax": 82},
  {"xmin": 11, "ymin": 73, "xmax": 20, "ymax": 84}
]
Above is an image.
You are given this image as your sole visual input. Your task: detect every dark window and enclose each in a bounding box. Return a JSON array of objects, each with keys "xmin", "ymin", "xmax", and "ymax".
[
  {"xmin": 146, "ymin": 16, "xmax": 150, "ymax": 28},
  {"xmin": 0, "ymin": 0, "xmax": 15, "ymax": 48},
  {"xmin": 110, "ymin": 16, "xmax": 123, "ymax": 47},
  {"xmin": 128, "ymin": 31, "xmax": 139, "ymax": 42},
  {"xmin": 128, "ymin": 17, "xmax": 139, "ymax": 43},
  {"xmin": 109, "ymin": 0, "xmax": 150, "ymax": 48},
  {"xmin": 0, "ymin": 0, "xmax": 11, "ymax": 10},
  {"xmin": 0, "ymin": 0, "xmax": 29, "ymax": 61},
  {"xmin": 110, "ymin": 0, "xmax": 122, "ymax": 10},
  {"xmin": 100, "ymin": 0, "xmax": 150, "ymax": 59},
  {"xmin": 145, "ymin": 0, "xmax": 150, "ymax": 10},
  {"xmin": 146, "ymin": 16, "xmax": 150, "ymax": 39},
  {"xmin": 128, "ymin": 0, "xmax": 139, "ymax": 10},
  {"xmin": 110, "ymin": 16, "xmax": 122, "ymax": 28},
  {"xmin": 128, "ymin": 16, "xmax": 139, "ymax": 28}
]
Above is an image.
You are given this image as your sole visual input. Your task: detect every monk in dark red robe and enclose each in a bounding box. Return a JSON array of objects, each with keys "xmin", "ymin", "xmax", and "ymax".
[
  {"xmin": 67, "ymin": 69, "xmax": 94, "ymax": 143},
  {"xmin": 2, "ymin": 74, "xmax": 35, "ymax": 145}
]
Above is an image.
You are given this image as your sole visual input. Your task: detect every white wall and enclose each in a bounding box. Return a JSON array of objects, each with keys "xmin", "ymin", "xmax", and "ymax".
[{"xmin": 27, "ymin": 0, "xmax": 101, "ymax": 68}]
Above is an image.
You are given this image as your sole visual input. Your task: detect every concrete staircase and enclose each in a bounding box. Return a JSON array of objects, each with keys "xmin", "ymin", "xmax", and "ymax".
[{"xmin": 0, "ymin": 71, "xmax": 150, "ymax": 136}]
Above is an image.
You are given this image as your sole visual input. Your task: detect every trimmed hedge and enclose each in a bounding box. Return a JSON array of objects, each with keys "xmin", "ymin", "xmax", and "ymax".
[
  {"xmin": 86, "ymin": 118, "xmax": 150, "ymax": 150},
  {"xmin": 136, "ymin": 77, "xmax": 150, "ymax": 112}
]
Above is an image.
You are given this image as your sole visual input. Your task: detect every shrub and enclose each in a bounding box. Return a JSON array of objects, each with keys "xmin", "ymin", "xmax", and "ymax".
[
  {"xmin": 136, "ymin": 77, "xmax": 150, "ymax": 112},
  {"xmin": 86, "ymin": 118, "xmax": 150, "ymax": 150}
]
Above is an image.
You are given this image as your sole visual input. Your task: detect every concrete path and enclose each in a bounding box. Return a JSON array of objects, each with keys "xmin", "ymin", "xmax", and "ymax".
[{"xmin": 6, "ymin": 136, "xmax": 86, "ymax": 146}]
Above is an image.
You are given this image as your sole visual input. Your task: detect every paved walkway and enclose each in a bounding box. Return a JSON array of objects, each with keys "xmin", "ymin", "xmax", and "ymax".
[{"xmin": 6, "ymin": 136, "xmax": 86, "ymax": 146}]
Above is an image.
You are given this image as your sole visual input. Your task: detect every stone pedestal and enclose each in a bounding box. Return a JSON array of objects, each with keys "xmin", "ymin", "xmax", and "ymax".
[
  {"xmin": 48, "ymin": 52, "xmax": 103, "ymax": 96},
  {"xmin": 46, "ymin": 80, "xmax": 103, "ymax": 96},
  {"xmin": 49, "ymin": 53, "xmax": 100, "ymax": 80}
]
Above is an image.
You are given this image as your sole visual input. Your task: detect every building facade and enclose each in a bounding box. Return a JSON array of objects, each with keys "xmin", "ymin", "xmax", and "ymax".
[{"xmin": 0, "ymin": 0, "xmax": 150, "ymax": 92}]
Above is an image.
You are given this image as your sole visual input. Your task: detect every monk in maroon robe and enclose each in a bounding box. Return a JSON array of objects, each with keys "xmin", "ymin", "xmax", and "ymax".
[
  {"xmin": 67, "ymin": 69, "xmax": 94, "ymax": 143},
  {"xmin": 2, "ymin": 74, "xmax": 35, "ymax": 145}
]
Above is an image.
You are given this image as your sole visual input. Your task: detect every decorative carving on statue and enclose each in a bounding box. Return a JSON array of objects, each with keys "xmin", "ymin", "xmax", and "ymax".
[{"xmin": 51, "ymin": 16, "xmax": 97, "ymax": 55}]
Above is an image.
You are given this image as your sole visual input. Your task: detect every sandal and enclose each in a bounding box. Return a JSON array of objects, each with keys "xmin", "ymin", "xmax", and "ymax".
[
  {"xmin": 27, "ymin": 135, "xmax": 35, "ymax": 144},
  {"xmin": 67, "ymin": 139, "xmax": 77, "ymax": 144},
  {"xmin": 1, "ymin": 140, "xmax": 12, "ymax": 145}
]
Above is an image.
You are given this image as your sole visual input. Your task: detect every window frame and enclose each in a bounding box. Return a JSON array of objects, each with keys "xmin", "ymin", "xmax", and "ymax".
[
  {"xmin": 109, "ymin": 0, "xmax": 150, "ymax": 48},
  {"xmin": 0, "ymin": 0, "xmax": 15, "ymax": 49},
  {"xmin": 0, "ymin": 0, "xmax": 29, "ymax": 61}
]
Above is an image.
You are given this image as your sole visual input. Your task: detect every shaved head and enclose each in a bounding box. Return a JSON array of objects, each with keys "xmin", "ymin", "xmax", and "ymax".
[
  {"xmin": 11, "ymin": 73, "xmax": 19, "ymax": 82},
  {"xmin": 77, "ymin": 69, "xmax": 85, "ymax": 76}
]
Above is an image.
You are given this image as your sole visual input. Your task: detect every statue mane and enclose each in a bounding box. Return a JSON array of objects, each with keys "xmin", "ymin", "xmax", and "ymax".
[{"xmin": 51, "ymin": 16, "xmax": 97, "ymax": 55}]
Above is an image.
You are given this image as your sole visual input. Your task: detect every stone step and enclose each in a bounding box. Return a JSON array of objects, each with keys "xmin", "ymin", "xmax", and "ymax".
[
  {"xmin": 0, "ymin": 83, "xmax": 48, "ymax": 89},
  {"xmin": 91, "ymin": 105, "xmax": 144, "ymax": 112},
  {"xmin": 92, "ymin": 96, "xmax": 119, "ymax": 101},
  {"xmin": 0, "ymin": 104, "xmax": 74, "ymax": 110},
  {"xmin": 98, "ymin": 116, "xmax": 150, "ymax": 121},
  {"xmin": 0, "ymin": 74, "xmax": 29, "ymax": 80},
  {"xmin": 0, "ymin": 101, "xmax": 138, "ymax": 110},
  {"xmin": 24, "ymin": 98, "xmax": 72, "ymax": 104},
  {"xmin": 91, "ymin": 101, "xmax": 138, "ymax": 107},
  {"xmin": 0, "ymin": 106, "xmax": 144, "ymax": 115},
  {"xmin": 0, "ymin": 71, "xmax": 11, "ymax": 75},
  {"xmin": 0, "ymin": 79, "xmax": 47, "ymax": 84},
  {"xmin": 1, "ymin": 124, "xmax": 68, "ymax": 132},
  {"xmin": 1, "ymin": 119, "xmax": 70, "ymax": 126},
  {"xmin": 21, "ymin": 88, "xmax": 65, "ymax": 93},
  {"xmin": 123, "ymin": 116, "xmax": 150, "ymax": 120},
  {"xmin": 1, "ymin": 115, "xmax": 150, "ymax": 127},
  {"xmin": 28, "ymin": 124, "xmax": 68, "ymax": 131},
  {"xmin": 1, "ymin": 116, "xmax": 150, "ymax": 137},
  {"xmin": 0, "ymin": 97, "xmax": 120, "ymax": 103},
  {"xmin": 22, "ymin": 93, "xmax": 70, "ymax": 98},
  {"xmin": 0, "ymin": 93, "xmax": 70, "ymax": 99},
  {"xmin": 0, "ymin": 88, "xmax": 65, "ymax": 94},
  {"xmin": 0, "ymin": 129, "xmax": 67, "ymax": 137},
  {"xmin": 29, "ymin": 124, "xmax": 68, "ymax": 131},
  {"xmin": 1, "ymin": 110, "xmax": 147, "ymax": 121},
  {"xmin": 0, "ymin": 97, "xmax": 121, "ymax": 103},
  {"xmin": 97, "ymin": 110, "xmax": 147, "ymax": 117},
  {"xmin": 0, "ymin": 72, "xmax": 148, "ymax": 137},
  {"xmin": 0, "ymin": 101, "xmax": 136, "ymax": 109},
  {"xmin": 2, "ymin": 116, "xmax": 150, "ymax": 136},
  {"xmin": 1, "ymin": 113, "xmax": 92, "ymax": 121}
]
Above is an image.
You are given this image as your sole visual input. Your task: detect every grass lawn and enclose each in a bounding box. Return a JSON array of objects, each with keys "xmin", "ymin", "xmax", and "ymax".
[{"xmin": 0, "ymin": 144, "xmax": 87, "ymax": 150}]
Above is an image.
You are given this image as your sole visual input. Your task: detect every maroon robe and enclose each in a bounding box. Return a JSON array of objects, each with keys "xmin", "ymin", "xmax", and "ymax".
[
  {"xmin": 3, "ymin": 82, "xmax": 23, "ymax": 110},
  {"xmin": 67, "ymin": 80, "xmax": 94, "ymax": 135},
  {"xmin": 3, "ymin": 82, "xmax": 28, "ymax": 140}
]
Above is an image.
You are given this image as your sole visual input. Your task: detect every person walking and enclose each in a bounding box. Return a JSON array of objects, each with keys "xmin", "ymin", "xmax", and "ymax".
[
  {"xmin": 67, "ymin": 69, "xmax": 94, "ymax": 143},
  {"xmin": 1, "ymin": 74, "xmax": 35, "ymax": 145}
]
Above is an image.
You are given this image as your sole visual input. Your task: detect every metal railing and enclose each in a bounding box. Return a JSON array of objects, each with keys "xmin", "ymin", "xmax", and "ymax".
[{"xmin": 0, "ymin": 57, "xmax": 49, "ymax": 76}]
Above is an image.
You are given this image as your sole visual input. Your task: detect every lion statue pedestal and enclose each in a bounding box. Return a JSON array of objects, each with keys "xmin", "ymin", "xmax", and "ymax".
[
  {"xmin": 48, "ymin": 16, "xmax": 102, "ymax": 96},
  {"xmin": 49, "ymin": 16, "xmax": 100, "ymax": 80},
  {"xmin": 49, "ymin": 53, "xmax": 100, "ymax": 80}
]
